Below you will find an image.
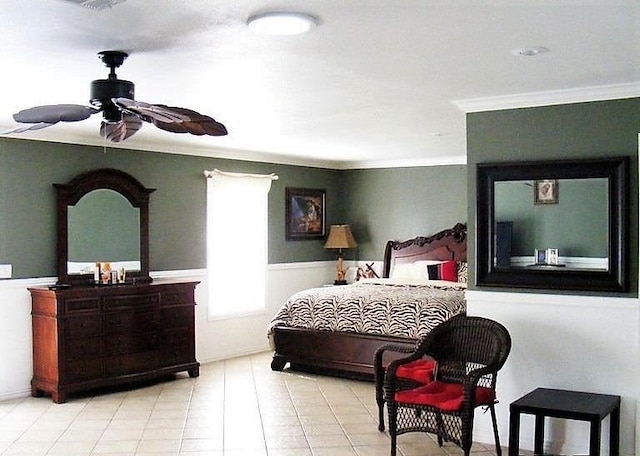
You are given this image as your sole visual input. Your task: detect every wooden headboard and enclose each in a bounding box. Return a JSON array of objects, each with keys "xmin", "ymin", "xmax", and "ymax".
[{"xmin": 382, "ymin": 223, "xmax": 467, "ymax": 278}]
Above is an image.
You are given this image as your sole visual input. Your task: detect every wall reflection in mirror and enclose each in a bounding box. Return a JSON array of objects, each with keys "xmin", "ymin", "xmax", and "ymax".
[
  {"xmin": 494, "ymin": 178, "xmax": 608, "ymax": 271},
  {"xmin": 67, "ymin": 189, "xmax": 141, "ymax": 275}
]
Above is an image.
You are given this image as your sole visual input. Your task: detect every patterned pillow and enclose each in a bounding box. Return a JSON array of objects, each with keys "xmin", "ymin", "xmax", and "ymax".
[{"xmin": 456, "ymin": 261, "xmax": 468, "ymax": 283}]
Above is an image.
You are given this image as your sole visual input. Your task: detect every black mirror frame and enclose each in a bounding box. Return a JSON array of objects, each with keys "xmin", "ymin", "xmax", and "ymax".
[
  {"xmin": 55, "ymin": 168, "xmax": 156, "ymax": 286},
  {"xmin": 476, "ymin": 157, "xmax": 629, "ymax": 293}
]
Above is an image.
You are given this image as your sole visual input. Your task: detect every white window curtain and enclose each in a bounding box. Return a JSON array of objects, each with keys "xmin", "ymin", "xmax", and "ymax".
[{"xmin": 204, "ymin": 169, "xmax": 277, "ymax": 319}]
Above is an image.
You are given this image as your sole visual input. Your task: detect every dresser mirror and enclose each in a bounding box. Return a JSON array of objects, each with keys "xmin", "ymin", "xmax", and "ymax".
[
  {"xmin": 476, "ymin": 157, "xmax": 628, "ymax": 292},
  {"xmin": 55, "ymin": 168, "xmax": 155, "ymax": 285}
]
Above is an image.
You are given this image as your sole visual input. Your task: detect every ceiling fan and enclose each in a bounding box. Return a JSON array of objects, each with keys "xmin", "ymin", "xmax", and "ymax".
[{"xmin": 7, "ymin": 51, "xmax": 227, "ymax": 142}]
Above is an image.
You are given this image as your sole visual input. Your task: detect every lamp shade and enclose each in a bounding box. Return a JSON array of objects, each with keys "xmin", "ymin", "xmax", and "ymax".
[{"xmin": 324, "ymin": 225, "xmax": 357, "ymax": 249}]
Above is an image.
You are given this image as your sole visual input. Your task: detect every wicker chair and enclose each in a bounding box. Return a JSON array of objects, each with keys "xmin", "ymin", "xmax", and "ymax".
[{"xmin": 382, "ymin": 315, "xmax": 512, "ymax": 456}]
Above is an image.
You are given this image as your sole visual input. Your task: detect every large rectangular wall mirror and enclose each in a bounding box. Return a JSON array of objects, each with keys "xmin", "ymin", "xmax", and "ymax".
[{"xmin": 476, "ymin": 157, "xmax": 629, "ymax": 292}]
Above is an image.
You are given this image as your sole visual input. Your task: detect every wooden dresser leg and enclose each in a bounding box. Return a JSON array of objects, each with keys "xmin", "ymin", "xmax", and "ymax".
[
  {"xmin": 51, "ymin": 391, "xmax": 66, "ymax": 404},
  {"xmin": 31, "ymin": 385, "xmax": 44, "ymax": 397},
  {"xmin": 188, "ymin": 366, "xmax": 200, "ymax": 378}
]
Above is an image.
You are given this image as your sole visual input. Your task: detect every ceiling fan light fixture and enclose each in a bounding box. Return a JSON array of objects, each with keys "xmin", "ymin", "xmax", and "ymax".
[{"xmin": 247, "ymin": 12, "xmax": 317, "ymax": 36}]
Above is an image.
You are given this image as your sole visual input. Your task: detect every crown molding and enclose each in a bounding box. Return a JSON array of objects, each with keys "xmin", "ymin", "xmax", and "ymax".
[
  {"xmin": 453, "ymin": 82, "xmax": 640, "ymax": 113},
  {"xmin": 341, "ymin": 154, "xmax": 467, "ymax": 170}
]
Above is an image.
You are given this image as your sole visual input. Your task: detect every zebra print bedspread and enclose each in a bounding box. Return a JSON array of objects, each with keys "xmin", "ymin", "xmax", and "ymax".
[{"xmin": 267, "ymin": 280, "xmax": 466, "ymax": 340}]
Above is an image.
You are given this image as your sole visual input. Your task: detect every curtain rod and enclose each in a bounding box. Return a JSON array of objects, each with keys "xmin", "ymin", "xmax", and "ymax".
[{"xmin": 203, "ymin": 169, "xmax": 279, "ymax": 180}]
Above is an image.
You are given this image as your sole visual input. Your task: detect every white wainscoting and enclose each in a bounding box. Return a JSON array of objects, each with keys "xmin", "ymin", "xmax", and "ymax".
[
  {"xmin": 0, "ymin": 277, "xmax": 54, "ymax": 400},
  {"xmin": 467, "ymin": 289, "xmax": 639, "ymax": 456}
]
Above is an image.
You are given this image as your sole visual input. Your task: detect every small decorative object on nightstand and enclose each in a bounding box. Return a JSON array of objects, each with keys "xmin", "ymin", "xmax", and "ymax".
[{"xmin": 324, "ymin": 224, "xmax": 357, "ymax": 285}]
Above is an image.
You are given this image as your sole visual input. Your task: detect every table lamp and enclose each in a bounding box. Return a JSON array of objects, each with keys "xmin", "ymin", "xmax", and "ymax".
[{"xmin": 324, "ymin": 224, "xmax": 358, "ymax": 285}]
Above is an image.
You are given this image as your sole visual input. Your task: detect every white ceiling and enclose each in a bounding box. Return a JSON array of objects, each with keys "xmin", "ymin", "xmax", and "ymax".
[{"xmin": 1, "ymin": 0, "xmax": 638, "ymax": 169}]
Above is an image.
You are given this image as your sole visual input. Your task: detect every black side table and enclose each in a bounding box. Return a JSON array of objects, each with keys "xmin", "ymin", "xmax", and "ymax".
[{"xmin": 508, "ymin": 388, "xmax": 620, "ymax": 456}]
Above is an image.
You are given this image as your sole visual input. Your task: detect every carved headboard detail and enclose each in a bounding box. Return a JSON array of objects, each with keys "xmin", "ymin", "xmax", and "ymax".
[{"xmin": 382, "ymin": 223, "xmax": 467, "ymax": 278}]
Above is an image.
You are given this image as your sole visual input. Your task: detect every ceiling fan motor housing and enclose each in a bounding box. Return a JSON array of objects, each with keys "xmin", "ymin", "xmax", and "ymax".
[{"xmin": 90, "ymin": 78, "xmax": 135, "ymax": 121}]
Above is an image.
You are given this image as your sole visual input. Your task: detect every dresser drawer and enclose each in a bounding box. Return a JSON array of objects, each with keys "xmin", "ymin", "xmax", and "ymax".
[
  {"xmin": 64, "ymin": 297, "xmax": 100, "ymax": 314},
  {"xmin": 65, "ymin": 315, "xmax": 102, "ymax": 338},
  {"xmin": 103, "ymin": 351, "xmax": 159, "ymax": 376},
  {"xmin": 161, "ymin": 289, "xmax": 195, "ymax": 307},
  {"xmin": 65, "ymin": 358, "xmax": 103, "ymax": 381},
  {"xmin": 104, "ymin": 332, "xmax": 159, "ymax": 356},
  {"xmin": 103, "ymin": 310, "xmax": 160, "ymax": 334},
  {"xmin": 103, "ymin": 293, "xmax": 160, "ymax": 310},
  {"xmin": 160, "ymin": 329, "xmax": 195, "ymax": 365},
  {"xmin": 65, "ymin": 337, "xmax": 102, "ymax": 359},
  {"xmin": 161, "ymin": 306, "xmax": 194, "ymax": 329},
  {"xmin": 161, "ymin": 328, "xmax": 195, "ymax": 348}
]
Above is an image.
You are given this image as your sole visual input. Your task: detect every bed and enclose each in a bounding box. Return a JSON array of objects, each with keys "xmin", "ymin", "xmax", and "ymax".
[{"xmin": 268, "ymin": 222, "xmax": 467, "ymax": 379}]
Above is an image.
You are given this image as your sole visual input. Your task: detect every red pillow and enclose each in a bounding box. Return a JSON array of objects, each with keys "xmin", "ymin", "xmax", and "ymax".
[
  {"xmin": 439, "ymin": 260, "xmax": 457, "ymax": 282},
  {"xmin": 396, "ymin": 359, "xmax": 436, "ymax": 384},
  {"xmin": 395, "ymin": 381, "xmax": 496, "ymax": 411}
]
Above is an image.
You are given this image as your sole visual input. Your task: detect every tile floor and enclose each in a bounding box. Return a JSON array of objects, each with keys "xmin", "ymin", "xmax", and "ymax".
[{"xmin": 0, "ymin": 352, "xmax": 506, "ymax": 456}]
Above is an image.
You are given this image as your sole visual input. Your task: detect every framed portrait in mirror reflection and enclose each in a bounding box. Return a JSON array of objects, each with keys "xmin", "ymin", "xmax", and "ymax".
[{"xmin": 534, "ymin": 179, "xmax": 558, "ymax": 204}]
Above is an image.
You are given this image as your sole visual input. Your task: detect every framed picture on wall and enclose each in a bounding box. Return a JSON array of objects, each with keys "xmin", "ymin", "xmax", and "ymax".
[
  {"xmin": 534, "ymin": 179, "xmax": 559, "ymax": 204},
  {"xmin": 285, "ymin": 187, "xmax": 326, "ymax": 240}
]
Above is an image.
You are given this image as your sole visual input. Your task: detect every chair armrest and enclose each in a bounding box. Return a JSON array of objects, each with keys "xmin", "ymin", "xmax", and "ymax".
[
  {"xmin": 374, "ymin": 343, "xmax": 416, "ymax": 370},
  {"xmin": 464, "ymin": 365, "xmax": 496, "ymax": 386},
  {"xmin": 382, "ymin": 354, "xmax": 431, "ymax": 397},
  {"xmin": 461, "ymin": 365, "xmax": 499, "ymax": 407}
]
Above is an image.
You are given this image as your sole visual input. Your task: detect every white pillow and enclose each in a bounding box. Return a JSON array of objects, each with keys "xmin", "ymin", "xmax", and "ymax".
[
  {"xmin": 390, "ymin": 262, "xmax": 428, "ymax": 281},
  {"xmin": 413, "ymin": 260, "xmax": 445, "ymax": 280}
]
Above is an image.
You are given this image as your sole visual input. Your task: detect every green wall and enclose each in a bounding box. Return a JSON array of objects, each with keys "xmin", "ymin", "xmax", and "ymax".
[
  {"xmin": 342, "ymin": 166, "xmax": 467, "ymax": 260},
  {"xmin": 0, "ymin": 138, "xmax": 469, "ymax": 279},
  {"xmin": 467, "ymin": 97, "xmax": 640, "ymax": 295},
  {"xmin": 0, "ymin": 138, "xmax": 343, "ymax": 278}
]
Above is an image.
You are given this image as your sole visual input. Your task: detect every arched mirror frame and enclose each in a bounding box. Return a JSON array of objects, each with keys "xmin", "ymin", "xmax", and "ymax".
[
  {"xmin": 55, "ymin": 168, "xmax": 156, "ymax": 286},
  {"xmin": 476, "ymin": 157, "xmax": 629, "ymax": 292}
]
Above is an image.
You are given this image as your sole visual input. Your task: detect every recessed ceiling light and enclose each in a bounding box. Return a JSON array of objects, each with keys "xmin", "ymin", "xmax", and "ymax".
[
  {"xmin": 247, "ymin": 12, "xmax": 318, "ymax": 36},
  {"xmin": 511, "ymin": 46, "xmax": 549, "ymax": 57}
]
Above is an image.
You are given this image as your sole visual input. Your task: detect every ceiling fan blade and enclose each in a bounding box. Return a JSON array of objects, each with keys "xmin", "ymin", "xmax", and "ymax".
[
  {"xmin": 100, "ymin": 114, "xmax": 143, "ymax": 143},
  {"xmin": 113, "ymin": 98, "xmax": 190, "ymax": 123},
  {"xmin": 13, "ymin": 104, "xmax": 98, "ymax": 124},
  {"xmin": 113, "ymin": 98, "xmax": 228, "ymax": 136},
  {"xmin": 2, "ymin": 122, "xmax": 56, "ymax": 135},
  {"xmin": 151, "ymin": 106, "xmax": 228, "ymax": 137}
]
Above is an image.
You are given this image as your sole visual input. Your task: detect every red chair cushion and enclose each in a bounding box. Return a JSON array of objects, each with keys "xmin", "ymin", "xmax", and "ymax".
[
  {"xmin": 395, "ymin": 359, "xmax": 436, "ymax": 384},
  {"xmin": 395, "ymin": 381, "xmax": 496, "ymax": 412}
]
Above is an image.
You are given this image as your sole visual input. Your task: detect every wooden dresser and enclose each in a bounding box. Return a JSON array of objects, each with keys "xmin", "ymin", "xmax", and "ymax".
[{"xmin": 29, "ymin": 280, "xmax": 199, "ymax": 403}]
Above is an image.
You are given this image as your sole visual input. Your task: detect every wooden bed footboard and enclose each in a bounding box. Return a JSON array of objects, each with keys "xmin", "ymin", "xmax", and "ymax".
[{"xmin": 270, "ymin": 327, "xmax": 416, "ymax": 379}]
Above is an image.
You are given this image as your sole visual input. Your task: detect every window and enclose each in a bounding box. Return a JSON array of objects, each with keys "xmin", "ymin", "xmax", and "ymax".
[{"xmin": 205, "ymin": 169, "xmax": 277, "ymax": 319}]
